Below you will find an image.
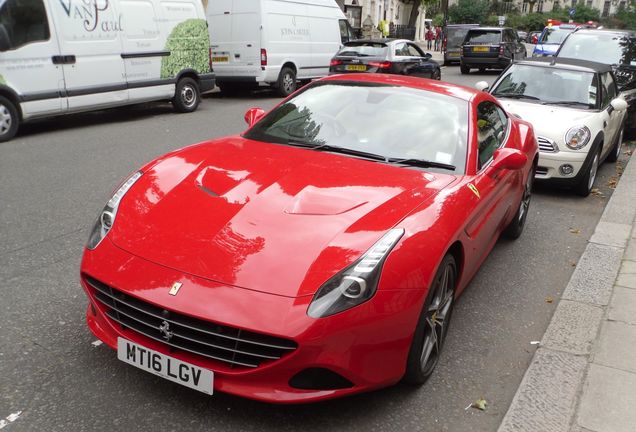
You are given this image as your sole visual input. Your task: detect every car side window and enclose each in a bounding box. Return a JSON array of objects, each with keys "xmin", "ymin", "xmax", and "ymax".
[
  {"xmin": 601, "ymin": 72, "xmax": 618, "ymax": 108},
  {"xmin": 407, "ymin": 43, "xmax": 424, "ymax": 57},
  {"xmin": 394, "ymin": 42, "xmax": 410, "ymax": 57},
  {"xmin": 477, "ymin": 101, "xmax": 507, "ymax": 170},
  {"xmin": 0, "ymin": 0, "xmax": 50, "ymax": 52}
]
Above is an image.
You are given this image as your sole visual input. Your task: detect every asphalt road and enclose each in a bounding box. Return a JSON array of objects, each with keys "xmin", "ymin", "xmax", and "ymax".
[{"xmin": 0, "ymin": 69, "xmax": 632, "ymax": 432}]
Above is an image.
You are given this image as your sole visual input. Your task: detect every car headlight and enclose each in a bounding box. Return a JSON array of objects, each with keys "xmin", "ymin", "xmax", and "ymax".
[
  {"xmin": 307, "ymin": 229, "xmax": 404, "ymax": 318},
  {"xmin": 86, "ymin": 171, "xmax": 143, "ymax": 250},
  {"xmin": 564, "ymin": 126, "xmax": 591, "ymax": 150}
]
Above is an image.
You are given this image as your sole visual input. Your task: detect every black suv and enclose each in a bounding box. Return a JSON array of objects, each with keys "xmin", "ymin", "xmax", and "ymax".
[
  {"xmin": 556, "ymin": 28, "xmax": 636, "ymax": 132},
  {"xmin": 460, "ymin": 27, "xmax": 527, "ymax": 74}
]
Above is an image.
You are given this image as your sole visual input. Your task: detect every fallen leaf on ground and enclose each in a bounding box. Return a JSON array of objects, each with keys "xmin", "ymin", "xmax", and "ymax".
[
  {"xmin": 545, "ymin": 296, "xmax": 554, "ymax": 303},
  {"xmin": 608, "ymin": 178, "xmax": 618, "ymax": 189},
  {"xmin": 624, "ymin": 150, "xmax": 633, "ymax": 156},
  {"xmin": 570, "ymin": 261, "xmax": 577, "ymax": 267},
  {"xmin": 590, "ymin": 188, "xmax": 604, "ymax": 197},
  {"xmin": 569, "ymin": 228, "xmax": 581, "ymax": 234},
  {"xmin": 471, "ymin": 398, "xmax": 488, "ymax": 411}
]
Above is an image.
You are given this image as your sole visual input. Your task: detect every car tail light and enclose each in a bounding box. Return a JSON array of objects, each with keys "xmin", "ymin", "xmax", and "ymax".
[
  {"xmin": 368, "ymin": 61, "xmax": 392, "ymax": 69},
  {"xmin": 499, "ymin": 45, "xmax": 504, "ymax": 55},
  {"xmin": 261, "ymin": 49, "xmax": 267, "ymax": 66},
  {"xmin": 330, "ymin": 59, "xmax": 343, "ymax": 67}
]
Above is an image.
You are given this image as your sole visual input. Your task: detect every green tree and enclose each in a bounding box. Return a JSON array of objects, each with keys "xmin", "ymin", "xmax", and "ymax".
[
  {"xmin": 448, "ymin": 0, "xmax": 490, "ymax": 24},
  {"xmin": 571, "ymin": 4, "xmax": 601, "ymax": 22},
  {"xmin": 406, "ymin": 0, "xmax": 443, "ymax": 27}
]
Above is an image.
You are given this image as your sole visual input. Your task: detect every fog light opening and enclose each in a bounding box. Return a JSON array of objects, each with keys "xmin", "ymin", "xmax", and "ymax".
[
  {"xmin": 559, "ymin": 164, "xmax": 574, "ymax": 176},
  {"xmin": 289, "ymin": 368, "xmax": 354, "ymax": 390}
]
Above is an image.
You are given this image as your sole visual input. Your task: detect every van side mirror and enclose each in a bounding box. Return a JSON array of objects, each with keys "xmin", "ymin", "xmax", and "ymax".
[
  {"xmin": 0, "ymin": 24, "xmax": 11, "ymax": 52},
  {"xmin": 475, "ymin": 81, "xmax": 489, "ymax": 92},
  {"xmin": 244, "ymin": 107, "xmax": 265, "ymax": 127}
]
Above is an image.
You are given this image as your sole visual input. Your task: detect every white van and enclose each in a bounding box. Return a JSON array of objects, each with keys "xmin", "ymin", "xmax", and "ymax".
[
  {"xmin": 207, "ymin": 0, "xmax": 355, "ymax": 97},
  {"xmin": 0, "ymin": 0, "xmax": 215, "ymax": 142}
]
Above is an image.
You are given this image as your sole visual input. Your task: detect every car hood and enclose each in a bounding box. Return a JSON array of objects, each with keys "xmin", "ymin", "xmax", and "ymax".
[
  {"xmin": 110, "ymin": 137, "xmax": 456, "ymax": 298},
  {"xmin": 496, "ymin": 99, "xmax": 596, "ymax": 141}
]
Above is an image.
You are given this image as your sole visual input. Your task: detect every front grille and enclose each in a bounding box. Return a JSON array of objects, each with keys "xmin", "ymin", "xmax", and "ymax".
[
  {"xmin": 85, "ymin": 276, "xmax": 297, "ymax": 368},
  {"xmin": 537, "ymin": 136, "xmax": 558, "ymax": 153}
]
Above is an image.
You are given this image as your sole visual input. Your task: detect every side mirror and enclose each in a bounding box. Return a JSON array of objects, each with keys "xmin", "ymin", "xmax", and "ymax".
[
  {"xmin": 244, "ymin": 107, "xmax": 265, "ymax": 127},
  {"xmin": 0, "ymin": 24, "xmax": 10, "ymax": 52},
  {"xmin": 490, "ymin": 148, "xmax": 527, "ymax": 171},
  {"xmin": 424, "ymin": 52, "xmax": 432, "ymax": 60},
  {"xmin": 475, "ymin": 81, "xmax": 489, "ymax": 92},
  {"xmin": 610, "ymin": 97, "xmax": 628, "ymax": 112}
]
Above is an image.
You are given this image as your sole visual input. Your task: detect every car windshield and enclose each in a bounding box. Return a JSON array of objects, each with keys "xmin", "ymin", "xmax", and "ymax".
[
  {"xmin": 446, "ymin": 28, "xmax": 471, "ymax": 48},
  {"xmin": 491, "ymin": 64, "xmax": 598, "ymax": 108},
  {"xmin": 465, "ymin": 30, "xmax": 500, "ymax": 44},
  {"xmin": 540, "ymin": 27, "xmax": 575, "ymax": 44},
  {"xmin": 244, "ymin": 82, "xmax": 469, "ymax": 173},
  {"xmin": 558, "ymin": 33, "xmax": 636, "ymax": 65},
  {"xmin": 337, "ymin": 42, "xmax": 388, "ymax": 57}
]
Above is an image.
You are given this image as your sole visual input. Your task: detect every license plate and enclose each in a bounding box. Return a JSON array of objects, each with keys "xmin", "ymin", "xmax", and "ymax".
[
  {"xmin": 345, "ymin": 64, "xmax": 367, "ymax": 71},
  {"xmin": 472, "ymin": 46, "xmax": 489, "ymax": 52},
  {"xmin": 117, "ymin": 338, "xmax": 214, "ymax": 395},
  {"xmin": 212, "ymin": 55, "xmax": 229, "ymax": 63}
]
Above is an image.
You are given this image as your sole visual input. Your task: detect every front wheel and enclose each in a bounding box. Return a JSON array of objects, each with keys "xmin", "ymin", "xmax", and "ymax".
[
  {"xmin": 504, "ymin": 165, "xmax": 535, "ymax": 239},
  {"xmin": 0, "ymin": 95, "xmax": 19, "ymax": 142},
  {"xmin": 403, "ymin": 254, "xmax": 457, "ymax": 385},
  {"xmin": 432, "ymin": 68, "xmax": 441, "ymax": 80},
  {"xmin": 575, "ymin": 148, "xmax": 600, "ymax": 197},
  {"xmin": 172, "ymin": 77, "xmax": 201, "ymax": 113}
]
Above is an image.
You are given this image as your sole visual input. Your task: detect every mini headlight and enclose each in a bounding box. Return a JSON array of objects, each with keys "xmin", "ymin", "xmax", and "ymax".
[
  {"xmin": 307, "ymin": 229, "xmax": 404, "ymax": 318},
  {"xmin": 86, "ymin": 171, "xmax": 143, "ymax": 250},
  {"xmin": 565, "ymin": 126, "xmax": 591, "ymax": 150}
]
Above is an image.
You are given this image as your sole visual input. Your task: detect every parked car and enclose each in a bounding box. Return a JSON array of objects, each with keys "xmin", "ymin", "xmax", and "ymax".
[
  {"xmin": 329, "ymin": 39, "xmax": 441, "ymax": 80},
  {"xmin": 517, "ymin": 30, "xmax": 528, "ymax": 41},
  {"xmin": 81, "ymin": 73, "xmax": 537, "ymax": 403},
  {"xmin": 556, "ymin": 28, "xmax": 636, "ymax": 133},
  {"xmin": 460, "ymin": 27, "xmax": 527, "ymax": 74},
  {"xmin": 0, "ymin": 0, "xmax": 215, "ymax": 142},
  {"xmin": 443, "ymin": 23, "xmax": 479, "ymax": 65},
  {"xmin": 483, "ymin": 58, "xmax": 627, "ymax": 196},
  {"xmin": 532, "ymin": 24, "xmax": 577, "ymax": 57},
  {"xmin": 208, "ymin": 0, "xmax": 355, "ymax": 97}
]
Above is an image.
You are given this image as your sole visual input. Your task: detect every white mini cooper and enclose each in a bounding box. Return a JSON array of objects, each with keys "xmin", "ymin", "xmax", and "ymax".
[{"xmin": 479, "ymin": 58, "xmax": 627, "ymax": 196}]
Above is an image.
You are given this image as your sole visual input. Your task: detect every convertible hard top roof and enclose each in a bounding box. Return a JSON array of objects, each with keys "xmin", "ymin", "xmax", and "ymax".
[
  {"xmin": 572, "ymin": 28, "xmax": 636, "ymax": 37},
  {"xmin": 514, "ymin": 57, "xmax": 613, "ymax": 74}
]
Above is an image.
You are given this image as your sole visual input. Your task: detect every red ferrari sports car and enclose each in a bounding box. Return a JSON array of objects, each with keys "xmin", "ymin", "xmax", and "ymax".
[{"xmin": 80, "ymin": 74, "xmax": 538, "ymax": 403}]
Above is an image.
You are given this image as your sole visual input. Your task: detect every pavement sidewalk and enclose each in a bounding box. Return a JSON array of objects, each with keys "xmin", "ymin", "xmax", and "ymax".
[{"xmin": 498, "ymin": 149, "xmax": 636, "ymax": 432}]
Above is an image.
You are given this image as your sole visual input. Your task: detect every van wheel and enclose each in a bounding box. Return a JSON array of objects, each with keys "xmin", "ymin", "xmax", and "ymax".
[
  {"xmin": 276, "ymin": 67, "xmax": 297, "ymax": 97},
  {"xmin": 0, "ymin": 96, "xmax": 19, "ymax": 142},
  {"xmin": 173, "ymin": 77, "xmax": 200, "ymax": 113}
]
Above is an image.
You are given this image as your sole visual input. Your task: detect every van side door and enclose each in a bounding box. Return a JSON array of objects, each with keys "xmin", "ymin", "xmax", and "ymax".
[
  {"xmin": 0, "ymin": 0, "xmax": 67, "ymax": 119},
  {"xmin": 48, "ymin": 0, "xmax": 128, "ymax": 110}
]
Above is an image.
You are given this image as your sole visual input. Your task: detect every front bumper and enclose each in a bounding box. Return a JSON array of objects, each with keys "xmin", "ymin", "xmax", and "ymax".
[
  {"xmin": 535, "ymin": 150, "xmax": 587, "ymax": 182},
  {"xmin": 80, "ymin": 238, "xmax": 423, "ymax": 403}
]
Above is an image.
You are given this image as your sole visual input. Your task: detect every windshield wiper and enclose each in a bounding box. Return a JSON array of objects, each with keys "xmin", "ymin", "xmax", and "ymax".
[
  {"xmin": 388, "ymin": 158, "xmax": 456, "ymax": 171},
  {"xmin": 492, "ymin": 93, "xmax": 541, "ymax": 100},
  {"xmin": 287, "ymin": 141, "xmax": 389, "ymax": 162},
  {"xmin": 541, "ymin": 101, "xmax": 590, "ymax": 107}
]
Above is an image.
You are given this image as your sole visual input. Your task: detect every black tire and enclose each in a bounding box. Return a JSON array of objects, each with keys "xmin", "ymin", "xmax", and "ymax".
[
  {"xmin": 172, "ymin": 77, "xmax": 200, "ymax": 113},
  {"xmin": 478, "ymin": 67, "xmax": 486, "ymax": 73},
  {"xmin": 504, "ymin": 165, "xmax": 535, "ymax": 239},
  {"xmin": 0, "ymin": 95, "xmax": 19, "ymax": 143},
  {"xmin": 575, "ymin": 147, "xmax": 601, "ymax": 197},
  {"xmin": 606, "ymin": 127, "xmax": 624, "ymax": 163},
  {"xmin": 403, "ymin": 254, "xmax": 457, "ymax": 385},
  {"xmin": 276, "ymin": 67, "xmax": 297, "ymax": 97},
  {"xmin": 432, "ymin": 68, "xmax": 441, "ymax": 80},
  {"xmin": 460, "ymin": 64, "xmax": 469, "ymax": 74}
]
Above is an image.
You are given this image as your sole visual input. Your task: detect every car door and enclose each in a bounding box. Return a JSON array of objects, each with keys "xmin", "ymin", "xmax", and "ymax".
[
  {"xmin": 0, "ymin": 0, "xmax": 67, "ymax": 118},
  {"xmin": 392, "ymin": 41, "xmax": 418, "ymax": 75},
  {"xmin": 464, "ymin": 101, "xmax": 517, "ymax": 265},
  {"xmin": 512, "ymin": 30, "xmax": 526, "ymax": 60},
  {"xmin": 48, "ymin": 0, "xmax": 128, "ymax": 110},
  {"xmin": 600, "ymin": 72, "xmax": 622, "ymax": 159},
  {"xmin": 402, "ymin": 43, "xmax": 434, "ymax": 78}
]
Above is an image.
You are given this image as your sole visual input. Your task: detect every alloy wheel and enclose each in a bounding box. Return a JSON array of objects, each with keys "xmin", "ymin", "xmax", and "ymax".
[
  {"xmin": 419, "ymin": 262, "xmax": 455, "ymax": 375},
  {"xmin": 518, "ymin": 169, "xmax": 533, "ymax": 224},
  {"xmin": 282, "ymin": 73, "xmax": 295, "ymax": 94},
  {"xmin": 181, "ymin": 85, "xmax": 196, "ymax": 109},
  {"xmin": 588, "ymin": 152, "xmax": 599, "ymax": 192},
  {"xmin": 0, "ymin": 104, "xmax": 12, "ymax": 135}
]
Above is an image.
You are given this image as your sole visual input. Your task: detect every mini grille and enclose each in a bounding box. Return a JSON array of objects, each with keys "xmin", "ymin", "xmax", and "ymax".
[
  {"xmin": 537, "ymin": 136, "xmax": 558, "ymax": 153},
  {"xmin": 85, "ymin": 276, "xmax": 297, "ymax": 368}
]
